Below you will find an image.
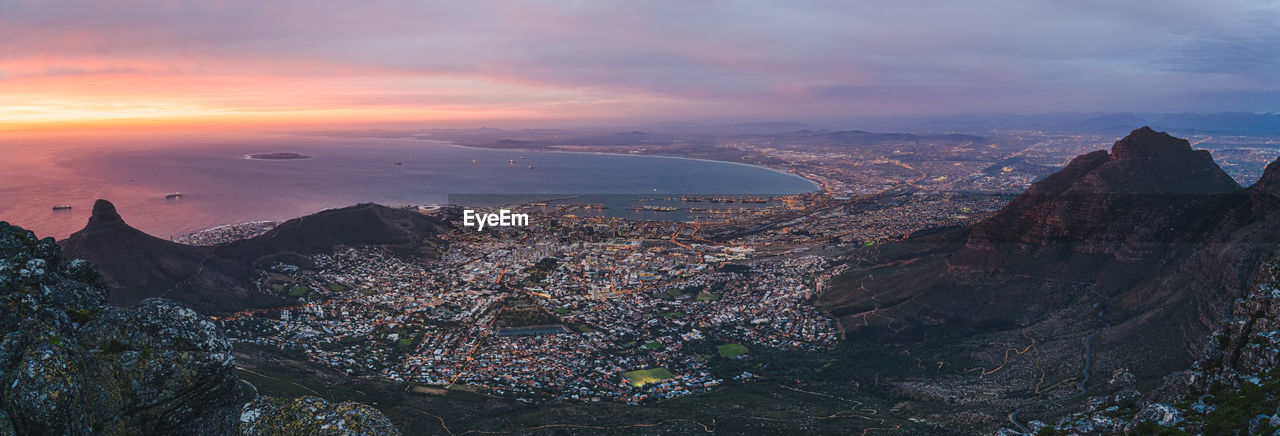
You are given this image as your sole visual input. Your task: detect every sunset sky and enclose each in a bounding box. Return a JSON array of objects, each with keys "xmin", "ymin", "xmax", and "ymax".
[{"xmin": 2, "ymin": 1, "xmax": 1277, "ymax": 131}]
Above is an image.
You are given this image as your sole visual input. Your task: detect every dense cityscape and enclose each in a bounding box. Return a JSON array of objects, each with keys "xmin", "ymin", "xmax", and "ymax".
[
  {"xmin": 5, "ymin": 1, "xmax": 1276, "ymax": 433},
  {"xmin": 195, "ymin": 128, "xmax": 1280, "ymax": 410},
  {"xmin": 217, "ymin": 207, "xmax": 844, "ymax": 403}
]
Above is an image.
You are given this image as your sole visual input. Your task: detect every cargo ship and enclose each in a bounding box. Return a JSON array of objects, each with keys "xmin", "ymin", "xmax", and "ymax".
[
  {"xmin": 165, "ymin": 192, "xmax": 183, "ymax": 199},
  {"xmin": 629, "ymin": 205, "xmax": 678, "ymax": 212},
  {"xmin": 52, "ymin": 205, "xmax": 72, "ymax": 211}
]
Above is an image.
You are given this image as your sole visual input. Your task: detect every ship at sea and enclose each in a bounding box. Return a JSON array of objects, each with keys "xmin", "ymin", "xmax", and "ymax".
[
  {"xmin": 52, "ymin": 205, "xmax": 72, "ymax": 211},
  {"xmin": 629, "ymin": 205, "xmax": 679, "ymax": 212},
  {"xmin": 165, "ymin": 192, "xmax": 183, "ymax": 200}
]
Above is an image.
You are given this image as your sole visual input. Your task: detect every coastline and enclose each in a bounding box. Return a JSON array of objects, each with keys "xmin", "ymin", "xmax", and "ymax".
[
  {"xmin": 16, "ymin": 137, "xmax": 822, "ymax": 240},
  {"xmin": 181, "ymin": 220, "xmax": 278, "ymax": 235},
  {"xmin": 243, "ymin": 153, "xmax": 313, "ymax": 161},
  {"xmin": 421, "ymin": 139, "xmax": 823, "ymax": 193},
  {"xmin": 177, "ymin": 140, "xmax": 823, "ymax": 238}
]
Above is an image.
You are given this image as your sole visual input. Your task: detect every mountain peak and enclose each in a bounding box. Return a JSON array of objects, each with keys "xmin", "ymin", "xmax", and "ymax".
[
  {"xmin": 1110, "ymin": 126, "xmax": 1193, "ymax": 161},
  {"xmin": 962, "ymin": 127, "xmax": 1238, "ymax": 255},
  {"xmin": 90, "ymin": 199, "xmax": 122, "ymax": 224},
  {"xmin": 1250, "ymin": 156, "xmax": 1280, "ymax": 198}
]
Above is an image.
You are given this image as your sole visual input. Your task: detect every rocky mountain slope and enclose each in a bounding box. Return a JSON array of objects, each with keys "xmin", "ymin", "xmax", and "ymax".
[
  {"xmin": 58, "ymin": 199, "xmax": 218, "ymax": 307},
  {"xmin": 0, "ymin": 220, "xmax": 400, "ymax": 435},
  {"xmin": 819, "ymin": 127, "xmax": 1280, "ymax": 380},
  {"xmin": 1043, "ymin": 254, "xmax": 1280, "ymax": 434},
  {"xmin": 61, "ymin": 200, "xmax": 449, "ymax": 315}
]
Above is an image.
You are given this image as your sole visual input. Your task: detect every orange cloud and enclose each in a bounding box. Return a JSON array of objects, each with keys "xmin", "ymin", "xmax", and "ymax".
[{"xmin": 0, "ymin": 59, "xmax": 659, "ymax": 131}]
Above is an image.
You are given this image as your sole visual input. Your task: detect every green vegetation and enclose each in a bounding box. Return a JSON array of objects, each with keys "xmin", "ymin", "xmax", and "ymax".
[
  {"xmin": 272, "ymin": 283, "xmax": 287, "ymax": 292},
  {"xmin": 717, "ymin": 343, "xmax": 749, "ymax": 358},
  {"xmin": 523, "ymin": 257, "xmax": 560, "ymax": 284},
  {"xmin": 621, "ymin": 367, "xmax": 675, "ymax": 387},
  {"xmin": 663, "ymin": 311, "xmax": 683, "ymax": 318},
  {"xmin": 575, "ymin": 324, "xmax": 593, "ymax": 333},
  {"xmin": 442, "ymin": 388, "xmax": 489, "ymax": 403},
  {"xmin": 288, "ymin": 285, "xmax": 308, "ymax": 297},
  {"xmin": 665, "ymin": 288, "xmax": 684, "ymax": 298},
  {"xmin": 102, "ymin": 339, "xmax": 128, "ymax": 354},
  {"xmin": 1216, "ymin": 333, "xmax": 1232, "ymax": 349},
  {"xmin": 393, "ymin": 329, "xmax": 415, "ymax": 347},
  {"xmin": 1202, "ymin": 380, "xmax": 1277, "ymax": 434},
  {"xmin": 230, "ymin": 342, "xmax": 922, "ymax": 434},
  {"xmin": 1149, "ymin": 364, "xmax": 1280, "ymax": 434},
  {"xmin": 553, "ymin": 307, "xmax": 571, "ymax": 315},
  {"xmin": 695, "ymin": 292, "xmax": 721, "ymax": 301},
  {"xmin": 328, "ymin": 283, "xmax": 345, "ymax": 292},
  {"xmin": 64, "ymin": 308, "xmax": 96, "ymax": 324},
  {"xmin": 641, "ymin": 341, "xmax": 663, "ymax": 350},
  {"xmin": 493, "ymin": 297, "xmax": 562, "ymax": 327},
  {"xmin": 229, "ymin": 348, "xmax": 412, "ymax": 407},
  {"xmin": 1127, "ymin": 423, "xmax": 1192, "ymax": 436}
]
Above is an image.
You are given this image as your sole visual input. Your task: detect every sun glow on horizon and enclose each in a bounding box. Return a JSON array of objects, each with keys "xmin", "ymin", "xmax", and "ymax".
[
  {"xmin": 0, "ymin": 50, "xmax": 704, "ymax": 132},
  {"xmin": 0, "ymin": 69, "xmax": 645, "ymax": 131}
]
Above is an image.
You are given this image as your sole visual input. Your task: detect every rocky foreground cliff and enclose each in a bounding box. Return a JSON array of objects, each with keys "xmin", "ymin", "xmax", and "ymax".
[
  {"xmin": 0, "ymin": 221, "xmax": 400, "ymax": 435},
  {"xmin": 1038, "ymin": 253, "xmax": 1280, "ymax": 434}
]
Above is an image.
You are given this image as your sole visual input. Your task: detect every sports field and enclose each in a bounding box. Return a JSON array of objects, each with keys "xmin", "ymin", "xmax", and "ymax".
[
  {"xmin": 621, "ymin": 368, "xmax": 675, "ymax": 387},
  {"xmin": 717, "ymin": 343, "xmax": 749, "ymax": 358}
]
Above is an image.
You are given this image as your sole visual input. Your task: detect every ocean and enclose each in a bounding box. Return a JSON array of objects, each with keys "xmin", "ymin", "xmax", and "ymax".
[{"xmin": 0, "ymin": 133, "xmax": 816, "ymax": 240}]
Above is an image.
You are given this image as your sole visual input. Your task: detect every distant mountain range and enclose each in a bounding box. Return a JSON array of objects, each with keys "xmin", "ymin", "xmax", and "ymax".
[
  {"xmin": 567, "ymin": 112, "xmax": 1280, "ymax": 136},
  {"xmin": 1055, "ymin": 112, "xmax": 1280, "ymax": 135},
  {"xmin": 814, "ymin": 112, "xmax": 1280, "ymax": 135},
  {"xmin": 586, "ymin": 113, "xmax": 1280, "ymax": 136},
  {"xmin": 301, "ymin": 112, "xmax": 1279, "ymax": 142}
]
